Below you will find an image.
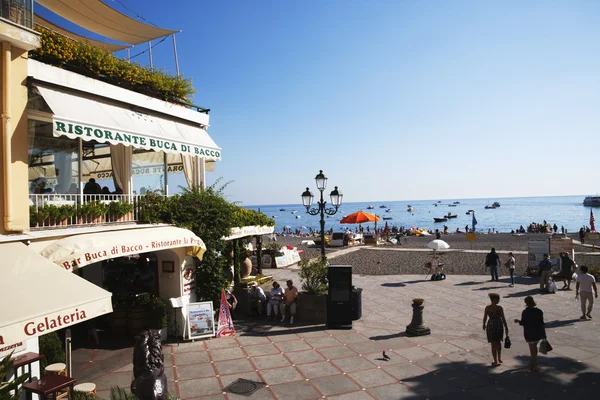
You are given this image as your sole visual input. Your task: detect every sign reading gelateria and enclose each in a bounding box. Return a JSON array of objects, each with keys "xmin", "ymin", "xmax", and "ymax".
[{"xmin": 54, "ymin": 120, "xmax": 221, "ymax": 159}]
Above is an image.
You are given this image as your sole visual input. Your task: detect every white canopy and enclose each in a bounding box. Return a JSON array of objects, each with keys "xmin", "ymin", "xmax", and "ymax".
[
  {"xmin": 35, "ymin": 84, "xmax": 221, "ymax": 160},
  {"xmin": 40, "ymin": 226, "xmax": 206, "ymax": 270},
  {"xmin": 0, "ymin": 242, "xmax": 112, "ymax": 348},
  {"xmin": 35, "ymin": 15, "xmax": 130, "ymax": 53},
  {"xmin": 36, "ymin": 0, "xmax": 177, "ymax": 45}
]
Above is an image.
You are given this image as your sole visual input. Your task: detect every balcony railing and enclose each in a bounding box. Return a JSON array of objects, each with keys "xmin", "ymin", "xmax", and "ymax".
[
  {"xmin": 29, "ymin": 194, "xmax": 152, "ymax": 230},
  {"xmin": 0, "ymin": 0, "xmax": 33, "ymax": 29}
]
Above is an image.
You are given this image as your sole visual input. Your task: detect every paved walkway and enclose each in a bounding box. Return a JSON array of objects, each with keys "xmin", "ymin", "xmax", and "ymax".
[{"xmin": 72, "ymin": 271, "xmax": 600, "ymax": 399}]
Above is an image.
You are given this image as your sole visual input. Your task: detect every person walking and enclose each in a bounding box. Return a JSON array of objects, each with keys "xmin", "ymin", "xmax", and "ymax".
[
  {"xmin": 538, "ymin": 254, "xmax": 553, "ymax": 292},
  {"xmin": 485, "ymin": 248, "xmax": 500, "ymax": 282},
  {"xmin": 579, "ymin": 228, "xmax": 586, "ymax": 244},
  {"xmin": 514, "ymin": 296, "xmax": 546, "ymax": 372},
  {"xmin": 483, "ymin": 293, "xmax": 508, "ymax": 366},
  {"xmin": 504, "ymin": 252, "xmax": 516, "ymax": 287},
  {"xmin": 553, "ymin": 253, "xmax": 575, "ymax": 290},
  {"xmin": 576, "ymin": 266, "xmax": 598, "ymax": 320}
]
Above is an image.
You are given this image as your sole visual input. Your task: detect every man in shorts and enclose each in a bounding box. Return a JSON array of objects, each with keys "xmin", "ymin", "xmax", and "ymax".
[
  {"xmin": 281, "ymin": 280, "xmax": 299, "ymax": 324},
  {"xmin": 576, "ymin": 266, "xmax": 598, "ymax": 320}
]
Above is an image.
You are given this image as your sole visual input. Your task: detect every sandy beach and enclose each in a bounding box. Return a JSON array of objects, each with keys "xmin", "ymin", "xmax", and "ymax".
[{"xmin": 271, "ymin": 233, "xmax": 600, "ymax": 276}]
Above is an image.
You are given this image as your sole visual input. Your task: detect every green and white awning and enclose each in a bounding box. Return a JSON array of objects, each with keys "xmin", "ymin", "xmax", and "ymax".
[{"xmin": 34, "ymin": 85, "xmax": 221, "ymax": 160}]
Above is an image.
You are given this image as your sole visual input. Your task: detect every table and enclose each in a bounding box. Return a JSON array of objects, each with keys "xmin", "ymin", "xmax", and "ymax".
[
  {"xmin": 23, "ymin": 375, "xmax": 76, "ymax": 400},
  {"xmin": 11, "ymin": 352, "xmax": 45, "ymax": 383}
]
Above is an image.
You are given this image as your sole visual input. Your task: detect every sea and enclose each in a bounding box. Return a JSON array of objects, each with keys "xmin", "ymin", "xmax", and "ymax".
[{"xmin": 246, "ymin": 195, "xmax": 594, "ymax": 234}]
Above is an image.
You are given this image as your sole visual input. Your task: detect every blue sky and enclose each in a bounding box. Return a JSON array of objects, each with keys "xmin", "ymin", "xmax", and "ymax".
[{"xmin": 38, "ymin": 1, "xmax": 600, "ymax": 205}]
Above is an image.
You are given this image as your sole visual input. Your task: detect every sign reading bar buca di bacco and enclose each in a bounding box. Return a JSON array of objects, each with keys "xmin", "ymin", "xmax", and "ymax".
[
  {"xmin": 58, "ymin": 236, "xmax": 205, "ymax": 270},
  {"xmin": 54, "ymin": 120, "xmax": 221, "ymax": 159}
]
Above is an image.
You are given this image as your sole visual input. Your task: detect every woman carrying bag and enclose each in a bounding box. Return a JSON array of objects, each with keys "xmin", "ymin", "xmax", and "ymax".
[{"xmin": 514, "ymin": 296, "xmax": 549, "ymax": 372}]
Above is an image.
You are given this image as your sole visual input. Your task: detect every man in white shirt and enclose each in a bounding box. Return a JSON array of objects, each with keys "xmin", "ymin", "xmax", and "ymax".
[{"xmin": 576, "ymin": 266, "xmax": 598, "ymax": 320}]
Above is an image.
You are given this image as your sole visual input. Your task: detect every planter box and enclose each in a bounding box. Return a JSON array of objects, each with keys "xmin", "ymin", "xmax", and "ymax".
[{"xmin": 297, "ymin": 293, "xmax": 326, "ymax": 324}]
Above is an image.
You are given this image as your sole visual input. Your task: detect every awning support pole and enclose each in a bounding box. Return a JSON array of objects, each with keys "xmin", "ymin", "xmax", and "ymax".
[
  {"xmin": 127, "ymin": 48, "xmax": 131, "ymax": 63},
  {"xmin": 172, "ymin": 33, "xmax": 180, "ymax": 76},
  {"xmin": 148, "ymin": 41, "xmax": 153, "ymax": 68},
  {"xmin": 164, "ymin": 152, "xmax": 169, "ymax": 196}
]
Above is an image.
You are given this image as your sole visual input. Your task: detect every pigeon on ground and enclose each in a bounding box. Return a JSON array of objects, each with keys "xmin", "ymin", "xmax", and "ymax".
[{"xmin": 383, "ymin": 351, "xmax": 391, "ymax": 360}]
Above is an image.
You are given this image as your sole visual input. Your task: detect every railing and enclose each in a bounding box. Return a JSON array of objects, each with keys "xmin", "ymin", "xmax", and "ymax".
[
  {"xmin": 29, "ymin": 194, "xmax": 150, "ymax": 229},
  {"xmin": 0, "ymin": 0, "xmax": 33, "ymax": 29}
]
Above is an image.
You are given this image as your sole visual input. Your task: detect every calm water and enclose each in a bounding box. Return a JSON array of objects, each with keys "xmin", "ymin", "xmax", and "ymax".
[{"xmin": 247, "ymin": 195, "xmax": 594, "ymax": 233}]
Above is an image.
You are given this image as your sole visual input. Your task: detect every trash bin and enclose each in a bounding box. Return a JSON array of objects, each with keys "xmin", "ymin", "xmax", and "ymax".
[{"xmin": 351, "ymin": 287, "xmax": 362, "ymax": 320}]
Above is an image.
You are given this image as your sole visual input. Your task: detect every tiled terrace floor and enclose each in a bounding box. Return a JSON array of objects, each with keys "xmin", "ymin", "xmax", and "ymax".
[{"xmin": 72, "ymin": 271, "xmax": 600, "ymax": 399}]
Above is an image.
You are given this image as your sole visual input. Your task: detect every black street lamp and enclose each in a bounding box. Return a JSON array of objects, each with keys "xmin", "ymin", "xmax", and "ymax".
[{"xmin": 301, "ymin": 170, "xmax": 343, "ymax": 260}]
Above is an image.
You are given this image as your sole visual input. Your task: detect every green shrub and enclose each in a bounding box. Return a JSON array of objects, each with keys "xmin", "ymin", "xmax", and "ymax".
[
  {"xmin": 586, "ymin": 265, "xmax": 600, "ymax": 281},
  {"xmin": 298, "ymin": 257, "xmax": 328, "ymax": 295},
  {"xmin": 39, "ymin": 332, "xmax": 65, "ymax": 370},
  {"xmin": 146, "ymin": 296, "xmax": 168, "ymax": 329},
  {"xmin": 0, "ymin": 352, "xmax": 30, "ymax": 400},
  {"xmin": 108, "ymin": 201, "xmax": 134, "ymax": 218}
]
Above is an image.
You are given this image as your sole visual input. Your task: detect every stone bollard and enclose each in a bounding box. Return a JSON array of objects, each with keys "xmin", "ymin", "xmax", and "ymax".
[{"xmin": 406, "ymin": 299, "xmax": 431, "ymax": 337}]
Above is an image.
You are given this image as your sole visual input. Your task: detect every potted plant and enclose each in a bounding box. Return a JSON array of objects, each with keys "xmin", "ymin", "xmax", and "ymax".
[
  {"xmin": 87, "ymin": 200, "xmax": 108, "ymax": 223},
  {"xmin": 297, "ymin": 257, "xmax": 328, "ymax": 323},
  {"xmin": 1, "ymin": 352, "xmax": 30, "ymax": 400},
  {"xmin": 44, "ymin": 204, "xmax": 61, "ymax": 226},
  {"xmin": 58, "ymin": 205, "xmax": 76, "ymax": 226},
  {"xmin": 108, "ymin": 201, "xmax": 134, "ymax": 222},
  {"xmin": 412, "ymin": 298, "xmax": 424, "ymax": 306},
  {"xmin": 146, "ymin": 296, "xmax": 168, "ymax": 342},
  {"xmin": 76, "ymin": 202, "xmax": 92, "ymax": 224}
]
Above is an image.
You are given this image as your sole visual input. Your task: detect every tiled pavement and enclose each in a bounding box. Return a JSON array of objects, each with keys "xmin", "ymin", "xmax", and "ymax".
[{"xmin": 72, "ymin": 270, "xmax": 600, "ymax": 399}]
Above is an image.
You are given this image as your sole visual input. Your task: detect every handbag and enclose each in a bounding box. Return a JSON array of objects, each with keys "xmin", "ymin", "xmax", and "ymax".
[
  {"xmin": 504, "ymin": 336, "xmax": 511, "ymax": 349},
  {"xmin": 539, "ymin": 338, "xmax": 553, "ymax": 354}
]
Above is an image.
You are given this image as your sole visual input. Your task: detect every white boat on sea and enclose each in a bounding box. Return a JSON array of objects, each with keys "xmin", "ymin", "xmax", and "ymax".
[
  {"xmin": 407, "ymin": 206, "xmax": 414, "ymax": 212},
  {"xmin": 385, "ymin": 208, "xmax": 392, "ymax": 212},
  {"xmin": 584, "ymin": 196, "xmax": 600, "ymax": 207},
  {"xmin": 291, "ymin": 210, "xmax": 297, "ymax": 214},
  {"xmin": 367, "ymin": 205, "xmax": 374, "ymax": 209}
]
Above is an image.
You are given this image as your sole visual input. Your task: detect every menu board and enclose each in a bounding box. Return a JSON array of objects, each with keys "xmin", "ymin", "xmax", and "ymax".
[{"xmin": 187, "ymin": 302, "xmax": 215, "ymax": 340}]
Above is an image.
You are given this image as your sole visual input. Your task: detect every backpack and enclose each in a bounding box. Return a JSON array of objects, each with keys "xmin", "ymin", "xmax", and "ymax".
[{"xmin": 547, "ymin": 279, "xmax": 556, "ymax": 293}]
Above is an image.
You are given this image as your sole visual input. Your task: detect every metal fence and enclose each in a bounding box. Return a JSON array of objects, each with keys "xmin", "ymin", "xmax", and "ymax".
[
  {"xmin": 0, "ymin": 0, "xmax": 33, "ymax": 29},
  {"xmin": 29, "ymin": 194, "xmax": 151, "ymax": 229}
]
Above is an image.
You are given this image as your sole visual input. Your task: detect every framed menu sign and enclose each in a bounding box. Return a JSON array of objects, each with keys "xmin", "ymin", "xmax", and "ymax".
[{"xmin": 187, "ymin": 302, "xmax": 215, "ymax": 340}]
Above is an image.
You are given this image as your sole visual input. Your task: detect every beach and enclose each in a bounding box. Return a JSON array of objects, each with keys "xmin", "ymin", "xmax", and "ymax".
[{"xmin": 271, "ymin": 233, "xmax": 600, "ymax": 276}]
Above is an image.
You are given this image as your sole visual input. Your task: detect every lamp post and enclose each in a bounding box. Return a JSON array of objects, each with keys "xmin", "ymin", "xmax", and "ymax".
[{"xmin": 301, "ymin": 170, "xmax": 343, "ymax": 260}]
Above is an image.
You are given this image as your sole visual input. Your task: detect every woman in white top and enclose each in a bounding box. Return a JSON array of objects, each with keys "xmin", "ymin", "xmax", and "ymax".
[
  {"xmin": 505, "ymin": 252, "xmax": 516, "ymax": 287},
  {"xmin": 268, "ymin": 281, "xmax": 285, "ymax": 319}
]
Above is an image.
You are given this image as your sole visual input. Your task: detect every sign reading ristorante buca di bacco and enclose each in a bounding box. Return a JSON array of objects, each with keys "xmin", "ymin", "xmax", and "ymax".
[
  {"xmin": 57, "ymin": 236, "xmax": 205, "ymax": 270},
  {"xmin": 53, "ymin": 120, "xmax": 221, "ymax": 159}
]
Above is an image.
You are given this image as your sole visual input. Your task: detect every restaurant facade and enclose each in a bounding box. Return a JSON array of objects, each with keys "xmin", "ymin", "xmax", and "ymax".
[{"xmin": 0, "ymin": 0, "xmax": 224, "ymax": 385}]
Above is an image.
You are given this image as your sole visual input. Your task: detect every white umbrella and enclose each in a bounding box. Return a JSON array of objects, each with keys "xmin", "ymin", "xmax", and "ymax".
[{"xmin": 427, "ymin": 240, "xmax": 450, "ymax": 250}]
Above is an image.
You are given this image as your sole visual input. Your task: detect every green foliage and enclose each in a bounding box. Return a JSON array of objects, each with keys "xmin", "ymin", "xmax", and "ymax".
[
  {"xmin": 0, "ymin": 352, "xmax": 30, "ymax": 400},
  {"xmin": 29, "ymin": 205, "xmax": 76, "ymax": 226},
  {"xmin": 39, "ymin": 332, "xmax": 65, "ymax": 370},
  {"xmin": 196, "ymin": 250, "xmax": 229, "ymax": 308},
  {"xmin": 298, "ymin": 257, "xmax": 328, "ymax": 295},
  {"xmin": 30, "ymin": 28, "xmax": 196, "ymax": 104},
  {"xmin": 137, "ymin": 193, "xmax": 171, "ymax": 224},
  {"xmin": 108, "ymin": 201, "xmax": 134, "ymax": 218},
  {"xmin": 232, "ymin": 207, "xmax": 275, "ymax": 227},
  {"xmin": 146, "ymin": 296, "xmax": 168, "ymax": 329},
  {"xmin": 108, "ymin": 386, "xmax": 136, "ymax": 400},
  {"xmin": 77, "ymin": 201, "xmax": 108, "ymax": 219},
  {"xmin": 71, "ymin": 391, "xmax": 98, "ymax": 400}
]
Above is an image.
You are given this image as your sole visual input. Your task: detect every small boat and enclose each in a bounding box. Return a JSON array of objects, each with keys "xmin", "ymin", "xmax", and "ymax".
[
  {"xmin": 485, "ymin": 205, "xmax": 496, "ymax": 209},
  {"xmin": 367, "ymin": 205, "xmax": 374, "ymax": 209},
  {"xmin": 271, "ymin": 215, "xmax": 279, "ymax": 218},
  {"xmin": 446, "ymin": 213, "xmax": 457, "ymax": 219},
  {"xmin": 291, "ymin": 210, "xmax": 297, "ymax": 214},
  {"xmin": 407, "ymin": 206, "xmax": 414, "ymax": 212},
  {"xmin": 466, "ymin": 210, "xmax": 474, "ymax": 215},
  {"xmin": 453, "ymin": 201, "xmax": 460, "ymax": 204},
  {"xmin": 386, "ymin": 209, "xmax": 392, "ymax": 212},
  {"xmin": 437, "ymin": 201, "xmax": 442, "ymax": 203},
  {"xmin": 379, "ymin": 205, "xmax": 387, "ymax": 208},
  {"xmin": 279, "ymin": 208, "xmax": 285, "ymax": 211},
  {"xmin": 434, "ymin": 204, "xmax": 438, "ymax": 207},
  {"xmin": 383, "ymin": 217, "xmax": 393, "ymax": 220},
  {"xmin": 295, "ymin": 215, "xmax": 301, "ymax": 219},
  {"xmin": 448, "ymin": 204, "xmax": 457, "ymax": 207},
  {"xmin": 492, "ymin": 202, "xmax": 500, "ymax": 207},
  {"xmin": 434, "ymin": 217, "xmax": 448, "ymax": 222}
]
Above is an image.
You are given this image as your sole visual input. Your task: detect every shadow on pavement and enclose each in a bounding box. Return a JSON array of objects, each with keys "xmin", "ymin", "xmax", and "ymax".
[
  {"xmin": 234, "ymin": 319, "xmax": 327, "ymax": 336},
  {"xmin": 400, "ymin": 353, "xmax": 599, "ymax": 399},
  {"xmin": 545, "ymin": 319, "xmax": 580, "ymax": 329},
  {"xmin": 455, "ymin": 281, "xmax": 485, "ymax": 286},
  {"xmin": 381, "ymin": 280, "xmax": 426, "ymax": 287},
  {"xmin": 504, "ymin": 288, "xmax": 543, "ymax": 298},
  {"xmin": 369, "ymin": 332, "xmax": 408, "ymax": 341}
]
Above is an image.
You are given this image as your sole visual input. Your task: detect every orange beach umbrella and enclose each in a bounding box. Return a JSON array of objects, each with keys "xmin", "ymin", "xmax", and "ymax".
[{"xmin": 340, "ymin": 211, "xmax": 380, "ymax": 224}]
